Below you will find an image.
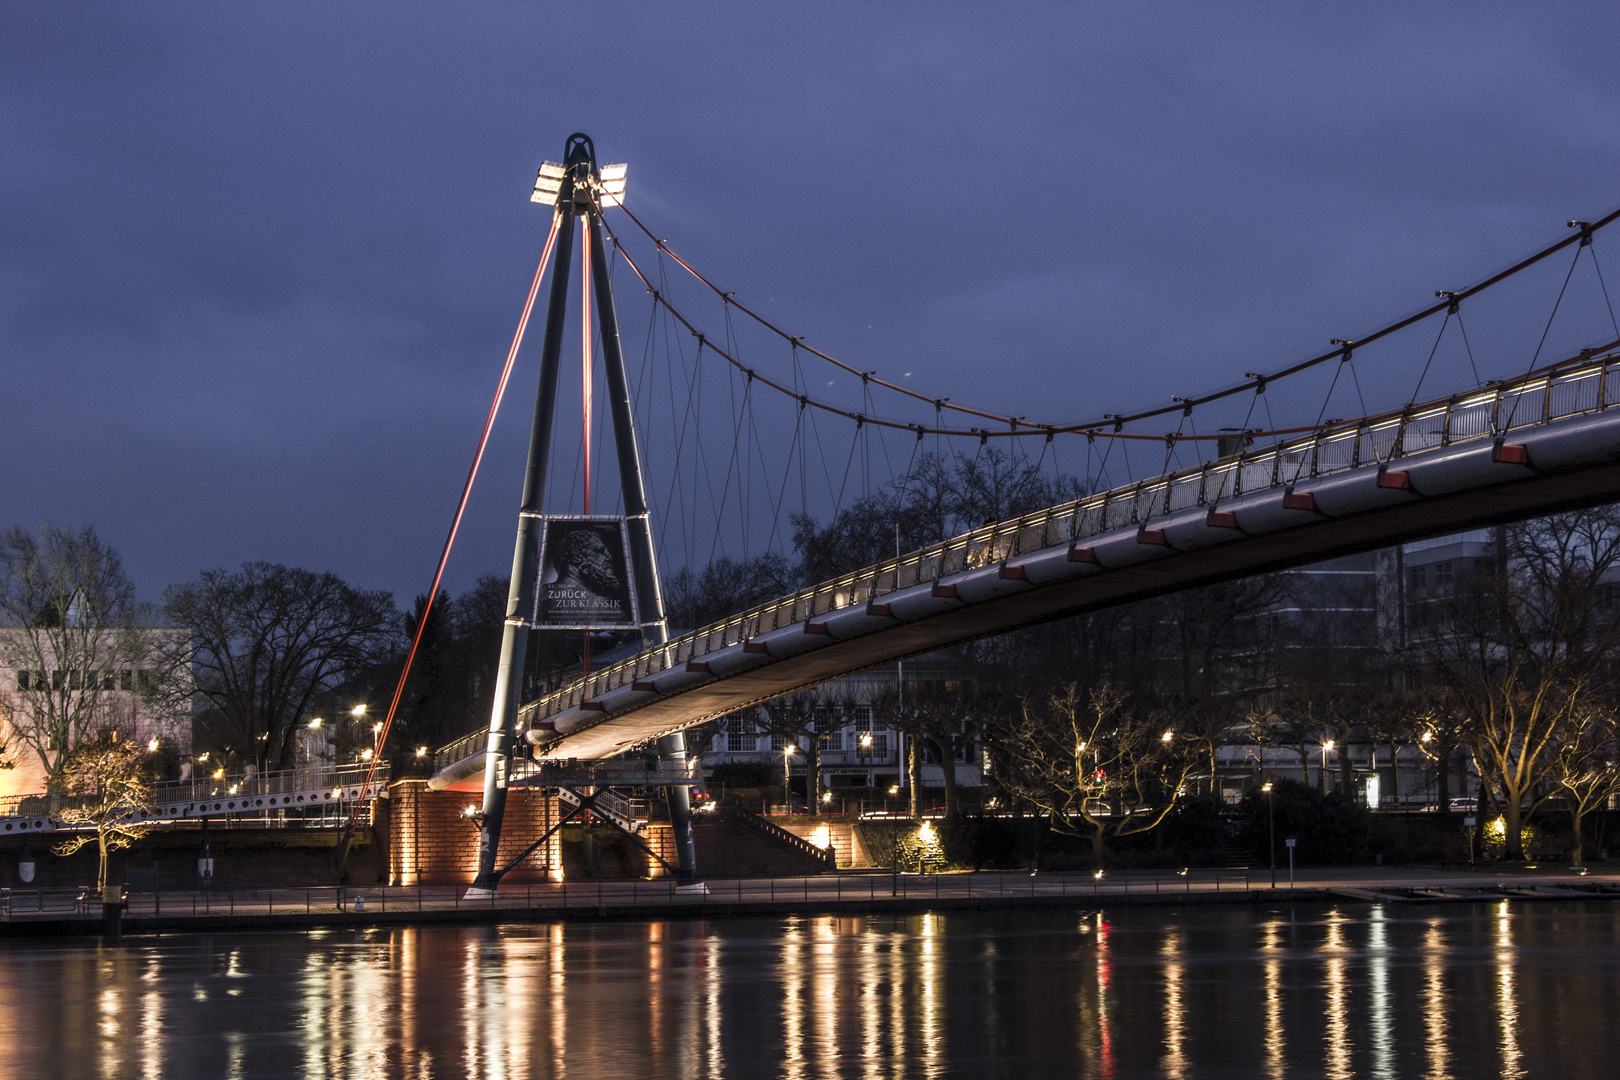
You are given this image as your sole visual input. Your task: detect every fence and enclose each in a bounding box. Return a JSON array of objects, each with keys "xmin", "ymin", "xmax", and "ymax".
[{"xmin": 2, "ymin": 869, "xmax": 1259, "ymax": 922}]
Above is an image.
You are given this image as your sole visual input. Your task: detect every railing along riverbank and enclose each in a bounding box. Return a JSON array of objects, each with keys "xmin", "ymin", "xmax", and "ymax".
[{"xmin": 2, "ymin": 869, "xmax": 1259, "ymax": 924}]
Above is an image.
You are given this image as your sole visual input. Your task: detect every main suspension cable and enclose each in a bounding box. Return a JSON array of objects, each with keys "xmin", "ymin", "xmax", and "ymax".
[{"xmin": 609, "ymin": 200, "xmax": 1620, "ymax": 441}]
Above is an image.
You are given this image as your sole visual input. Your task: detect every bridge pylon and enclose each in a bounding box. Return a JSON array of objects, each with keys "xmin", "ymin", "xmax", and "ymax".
[{"xmin": 467, "ymin": 133, "xmax": 698, "ymax": 895}]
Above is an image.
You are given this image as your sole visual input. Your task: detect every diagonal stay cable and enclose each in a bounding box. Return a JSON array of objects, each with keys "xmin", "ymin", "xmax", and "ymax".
[
  {"xmin": 1502, "ymin": 243, "xmax": 1585, "ymax": 431},
  {"xmin": 339, "ymin": 213, "xmax": 561, "ymax": 844},
  {"xmin": 1589, "ymin": 239, "xmax": 1620, "ymax": 340}
]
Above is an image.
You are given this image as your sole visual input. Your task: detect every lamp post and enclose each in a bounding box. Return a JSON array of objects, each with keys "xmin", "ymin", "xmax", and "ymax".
[
  {"xmin": 783, "ymin": 743, "xmax": 796, "ymax": 814},
  {"xmin": 1263, "ymin": 781, "xmax": 1276, "ymax": 888},
  {"xmin": 1321, "ymin": 739, "xmax": 1335, "ymax": 794},
  {"xmin": 1420, "ymin": 730, "xmax": 1434, "ymax": 810}
]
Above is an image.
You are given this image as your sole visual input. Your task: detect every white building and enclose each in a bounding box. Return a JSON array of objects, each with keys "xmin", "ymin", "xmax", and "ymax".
[{"xmin": 0, "ymin": 627, "xmax": 191, "ymax": 802}]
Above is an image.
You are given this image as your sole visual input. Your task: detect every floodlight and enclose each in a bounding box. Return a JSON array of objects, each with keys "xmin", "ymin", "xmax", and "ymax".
[
  {"xmin": 596, "ymin": 163, "xmax": 627, "ymax": 207},
  {"xmin": 531, "ymin": 161, "xmax": 566, "ymax": 205},
  {"xmin": 530, "ymin": 160, "xmax": 626, "ymax": 209}
]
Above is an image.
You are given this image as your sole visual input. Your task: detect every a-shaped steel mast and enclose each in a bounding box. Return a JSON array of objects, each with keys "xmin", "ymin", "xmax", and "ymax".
[{"xmin": 469, "ymin": 133, "xmax": 697, "ymax": 893}]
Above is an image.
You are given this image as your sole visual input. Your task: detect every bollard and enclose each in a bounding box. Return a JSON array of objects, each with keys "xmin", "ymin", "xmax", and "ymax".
[{"xmin": 102, "ymin": 883, "xmax": 123, "ymax": 942}]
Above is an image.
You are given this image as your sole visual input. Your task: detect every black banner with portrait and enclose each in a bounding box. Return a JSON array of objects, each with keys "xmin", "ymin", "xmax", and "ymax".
[{"xmin": 532, "ymin": 517, "xmax": 639, "ymax": 629}]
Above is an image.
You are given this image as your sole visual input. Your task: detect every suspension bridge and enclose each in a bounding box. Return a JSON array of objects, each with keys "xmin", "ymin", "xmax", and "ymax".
[{"xmin": 355, "ymin": 133, "xmax": 1620, "ymax": 892}]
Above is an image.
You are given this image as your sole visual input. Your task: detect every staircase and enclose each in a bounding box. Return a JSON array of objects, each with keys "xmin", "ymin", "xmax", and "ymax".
[
  {"xmin": 723, "ymin": 804, "xmax": 836, "ymax": 871},
  {"xmin": 1217, "ymin": 822, "xmax": 1254, "ymax": 869},
  {"xmin": 557, "ymin": 787, "xmax": 644, "ymax": 834}
]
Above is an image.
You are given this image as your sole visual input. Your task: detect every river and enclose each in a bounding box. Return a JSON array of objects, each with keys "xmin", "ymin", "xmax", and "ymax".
[{"xmin": 1, "ymin": 900, "xmax": 1615, "ymax": 1078}]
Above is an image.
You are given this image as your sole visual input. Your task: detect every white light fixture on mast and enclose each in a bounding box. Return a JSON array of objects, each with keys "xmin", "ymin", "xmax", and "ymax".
[
  {"xmin": 596, "ymin": 163, "xmax": 627, "ymax": 207},
  {"xmin": 530, "ymin": 160, "xmax": 627, "ymax": 208}
]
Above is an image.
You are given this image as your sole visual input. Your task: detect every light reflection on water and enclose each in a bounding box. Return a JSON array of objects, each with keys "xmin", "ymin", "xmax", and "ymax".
[{"xmin": 2, "ymin": 901, "xmax": 1619, "ymax": 1079}]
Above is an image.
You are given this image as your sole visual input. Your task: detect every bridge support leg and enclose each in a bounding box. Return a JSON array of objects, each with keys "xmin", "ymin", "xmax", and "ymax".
[
  {"xmin": 468, "ymin": 154, "xmax": 583, "ymax": 897},
  {"xmin": 590, "ymin": 204, "xmax": 701, "ymax": 887},
  {"xmin": 658, "ymin": 732, "xmax": 701, "ymax": 885}
]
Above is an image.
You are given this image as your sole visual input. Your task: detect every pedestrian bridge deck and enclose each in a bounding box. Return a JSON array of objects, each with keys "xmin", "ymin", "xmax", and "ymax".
[{"xmin": 432, "ymin": 351, "xmax": 1620, "ymax": 786}]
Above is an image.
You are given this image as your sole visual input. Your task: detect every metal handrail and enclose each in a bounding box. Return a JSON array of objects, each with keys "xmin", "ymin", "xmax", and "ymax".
[
  {"xmin": 436, "ymin": 350, "xmax": 1620, "ymax": 770},
  {"xmin": 0, "ymin": 763, "xmax": 392, "ymax": 825}
]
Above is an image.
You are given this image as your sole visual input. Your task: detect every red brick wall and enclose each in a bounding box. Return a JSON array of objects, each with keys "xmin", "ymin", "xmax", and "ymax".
[
  {"xmin": 387, "ymin": 783, "xmax": 846, "ymax": 883},
  {"xmin": 389, "ymin": 781, "xmax": 562, "ymax": 885}
]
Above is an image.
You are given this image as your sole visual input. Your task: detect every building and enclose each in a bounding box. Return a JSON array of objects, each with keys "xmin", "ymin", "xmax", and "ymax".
[{"xmin": 0, "ymin": 627, "xmax": 191, "ymax": 802}]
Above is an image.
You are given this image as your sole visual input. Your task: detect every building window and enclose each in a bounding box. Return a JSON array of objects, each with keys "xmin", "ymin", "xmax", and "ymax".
[
  {"xmin": 814, "ymin": 704, "xmax": 843, "ymax": 750},
  {"xmin": 725, "ymin": 715, "xmax": 753, "ymax": 753},
  {"xmin": 1434, "ymin": 561, "xmax": 1454, "ymax": 588},
  {"xmin": 854, "ymin": 706, "xmax": 888, "ymax": 757},
  {"xmin": 770, "ymin": 734, "xmax": 797, "ymax": 752},
  {"xmin": 1407, "ymin": 564, "xmax": 1427, "ymax": 591}
]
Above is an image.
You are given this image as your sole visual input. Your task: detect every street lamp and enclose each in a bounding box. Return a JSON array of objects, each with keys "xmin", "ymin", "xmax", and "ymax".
[
  {"xmin": 351, "ymin": 704, "xmax": 367, "ymax": 718},
  {"xmin": 1321, "ymin": 740, "xmax": 1335, "ymax": 793},
  {"xmin": 1262, "ymin": 781, "xmax": 1276, "ymax": 888},
  {"xmin": 783, "ymin": 742, "xmax": 796, "ymax": 814}
]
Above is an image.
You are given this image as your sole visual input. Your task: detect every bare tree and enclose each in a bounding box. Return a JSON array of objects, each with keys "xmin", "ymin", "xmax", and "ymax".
[
  {"xmin": 0, "ymin": 524, "xmax": 164, "ymax": 779},
  {"xmin": 990, "ymin": 682, "xmax": 1198, "ymax": 862},
  {"xmin": 877, "ymin": 680, "xmax": 994, "ymax": 825},
  {"xmin": 1543, "ymin": 703, "xmax": 1620, "ymax": 867},
  {"xmin": 51, "ymin": 730, "xmax": 156, "ymax": 891},
  {"xmin": 161, "ymin": 563, "xmax": 399, "ymax": 772},
  {"xmin": 755, "ymin": 695, "xmax": 827, "ymax": 813},
  {"xmin": 1417, "ymin": 511, "xmax": 1620, "ymax": 859}
]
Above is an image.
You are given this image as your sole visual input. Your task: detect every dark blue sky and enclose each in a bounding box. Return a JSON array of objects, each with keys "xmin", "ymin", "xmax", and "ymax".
[{"xmin": 7, "ymin": 2, "xmax": 1620, "ymax": 606}]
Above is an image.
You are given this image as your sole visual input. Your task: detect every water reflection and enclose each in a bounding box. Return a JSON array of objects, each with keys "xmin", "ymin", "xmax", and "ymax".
[
  {"xmin": 1159, "ymin": 928, "xmax": 1186, "ymax": 1079},
  {"xmin": 1422, "ymin": 918, "xmax": 1449, "ymax": 1080},
  {"xmin": 1496, "ymin": 901, "xmax": 1523, "ymax": 1080},
  {"xmin": 1260, "ymin": 918, "xmax": 1283, "ymax": 1080},
  {"xmin": 1, "ymin": 902, "xmax": 1618, "ymax": 1078},
  {"xmin": 1322, "ymin": 908, "xmax": 1351, "ymax": 1080}
]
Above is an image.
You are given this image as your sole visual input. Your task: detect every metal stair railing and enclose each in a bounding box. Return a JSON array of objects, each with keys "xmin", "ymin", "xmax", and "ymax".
[
  {"xmin": 725, "ymin": 805, "xmax": 836, "ymax": 870},
  {"xmin": 556, "ymin": 788, "xmax": 645, "ymax": 834}
]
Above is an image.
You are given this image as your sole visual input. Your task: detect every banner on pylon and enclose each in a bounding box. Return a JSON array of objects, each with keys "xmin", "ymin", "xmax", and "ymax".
[{"xmin": 531, "ymin": 516, "xmax": 639, "ymax": 629}]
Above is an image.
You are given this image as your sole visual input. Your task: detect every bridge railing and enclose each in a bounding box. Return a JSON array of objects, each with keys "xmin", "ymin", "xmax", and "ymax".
[
  {"xmin": 1, "ymin": 763, "xmax": 391, "ymax": 826},
  {"xmin": 433, "ymin": 351, "xmax": 1620, "ymax": 769}
]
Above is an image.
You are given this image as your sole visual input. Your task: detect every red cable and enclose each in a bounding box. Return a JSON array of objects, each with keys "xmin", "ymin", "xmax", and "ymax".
[{"xmin": 343, "ymin": 214, "xmax": 562, "ymax": 823}]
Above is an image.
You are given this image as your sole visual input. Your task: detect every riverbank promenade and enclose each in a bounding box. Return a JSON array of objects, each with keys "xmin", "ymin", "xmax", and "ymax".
[{"xmin": 6, "ymin": 864, "xmax": 1618, "ymax": 935}]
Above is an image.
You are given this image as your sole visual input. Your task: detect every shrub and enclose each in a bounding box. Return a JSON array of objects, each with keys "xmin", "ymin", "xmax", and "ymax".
[{"xmin": 1235, "ymin": 778, "xmax": 1371, "ymax": 866}]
